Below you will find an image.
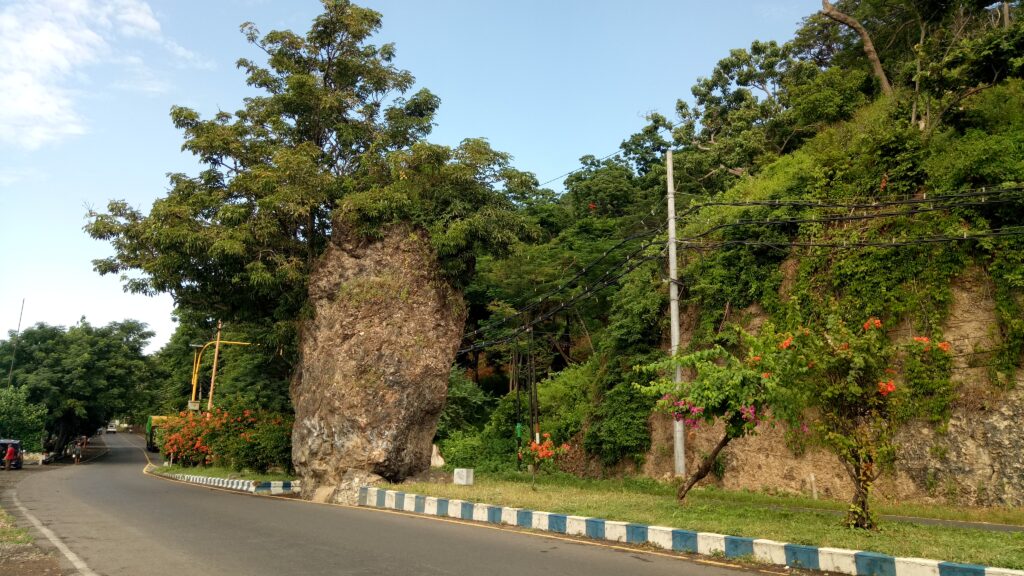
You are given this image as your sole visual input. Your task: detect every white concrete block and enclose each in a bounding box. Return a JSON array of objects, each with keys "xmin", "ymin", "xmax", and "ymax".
[
  {"xmin": 403, "ymin": 495, "xmax": 417, "ymax": 512},
  {"xmin": 501, "ymin": 507, "xmax": 519, "ymax": 525},
  {"xmin": 453, "ymin": 468, "xmax": 474, "ymax": 485},
  {"xmin": 532, "ymin": 511, "xmax": 550, "ymax": 531},
  {"xmin": 895, "ymin": 557, "xmax": 941, "ymax": 576},
  {"xmin": 604, "ymin": 521, "xmax": 628, "ymax": 543},
  {"xmin": 647, "ymin": 526, "xmax": 674, "ymax": 550},
  {"xmin": 987, "ymin": 569, "xmax": 1024, "ymax": 576},
  {"xmin": 566, "ymin": 516, "xmax": 588, "ymax": 536},
  {"xmin": 819, "ymin": 547, "xmax": 860, "ymax": 575},
  {"xmin": 753, "ymin": 539, "xmax": 788, "ymax": 565},
  {"xmin": 697, "ymin": 533, "xmax": 726, "ymax": 555},
  {"xmin": 424, "ymin": 496, "xmax": 438, "ymax": 515},
  {"xmin": 384, "ymin": 491, "xmax": 396, "ymax": 509},
  {"xmin": 473, "ymin": 503, "xmax": 489, "ymax": 522},
  {"xmin": 448, "ymin": 499, "xmax": 464, "ymax": 518}
]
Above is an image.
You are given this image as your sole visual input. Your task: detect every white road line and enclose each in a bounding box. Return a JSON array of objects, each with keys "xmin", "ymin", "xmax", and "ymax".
[{"xmin": 11, "ymin": 492, "xmax": 98, "ymax": 576}]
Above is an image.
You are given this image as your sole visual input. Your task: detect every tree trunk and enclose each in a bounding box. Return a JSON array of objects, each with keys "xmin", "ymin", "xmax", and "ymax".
[
  {"xmin": 840, "ymin": 457, "xmax": 877, "ymax": 529},
  {"xmin": 677, "ymin": 432, "xmax": 731, "ymax": 502},
  {"xmin": 911, "ymin": 23, "xmax": 927, "ymax": 128},
  {"xmin": 821, "ymin": 0, "xmax": 893, "ymax": 96}
]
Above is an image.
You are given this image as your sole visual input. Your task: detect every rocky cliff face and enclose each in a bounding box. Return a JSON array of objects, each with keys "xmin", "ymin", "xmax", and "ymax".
[
  {"xmin": 291, "ymin": 227, "xmax": 465, "ymax": 504},
  {"xmin": 643, "ymin": 267, "xmax": 1024, "ymax": 506}
]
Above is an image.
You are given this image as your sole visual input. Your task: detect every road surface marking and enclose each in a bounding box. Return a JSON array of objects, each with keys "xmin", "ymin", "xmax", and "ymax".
[
  {"xmin": 11, "ymin": 493, "xmax": 99, "ymax": 576},
  {"xmin": 136, "ymin": 442, "xmax": 782, "ymax": 575}
]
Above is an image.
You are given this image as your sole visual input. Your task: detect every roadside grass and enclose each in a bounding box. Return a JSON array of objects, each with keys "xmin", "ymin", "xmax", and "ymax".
[
  {"xmin": 397, "ymin": 472, "xmax": 1024, "ymax": 569},
  {"xmin": 0, "ymin": 509, "xmax": 31, "ymax": 545},
  {"xmin": 152, "ymin": 464, "xmax": 295, "ymax": 483}
]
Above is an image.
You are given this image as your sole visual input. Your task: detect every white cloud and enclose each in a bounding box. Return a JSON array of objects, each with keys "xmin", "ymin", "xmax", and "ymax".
[
  {"xmin": 0, "ymin": 0, "xmax": 211, "ymax": 150},
  {"xmin": 0, "ymin": 166, "xmax": 41, "ymax": 187}
]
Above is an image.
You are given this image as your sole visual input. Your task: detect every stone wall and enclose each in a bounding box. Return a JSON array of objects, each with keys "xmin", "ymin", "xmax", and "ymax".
[{"xmin": 643, "ymin": 267, "xmax": 1024, "ymax": 506}]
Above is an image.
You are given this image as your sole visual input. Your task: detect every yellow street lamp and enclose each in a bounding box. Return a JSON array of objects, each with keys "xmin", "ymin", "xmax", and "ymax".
[{"xmin": 189, "ymin": 320, "xmax": 251, "ymax": 410}]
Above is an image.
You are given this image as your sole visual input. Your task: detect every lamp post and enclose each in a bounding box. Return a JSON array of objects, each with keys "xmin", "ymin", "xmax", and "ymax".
[{"xmin": 188, "ymin": 322, "xmax": 251, "ymax": 410}]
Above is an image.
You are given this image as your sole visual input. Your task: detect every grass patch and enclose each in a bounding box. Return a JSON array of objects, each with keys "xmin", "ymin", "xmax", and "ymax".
[
  {"xmin": 0, "ymin": 509, "xmax": 31, "ymax": 545},
  {"xmin": 396, "ymin": 472, "xmax": 1024, "ymax": 569},
  {"xmin": 153, "ymin": 464, "xmax": 295, "ymax": 483}
]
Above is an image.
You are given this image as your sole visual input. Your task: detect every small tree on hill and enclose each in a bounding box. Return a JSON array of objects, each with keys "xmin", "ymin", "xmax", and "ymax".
[
  {"xmin": 641, "ymin": 318, "xmax": 952, "ymax": 529},
  {"xmin": 638, "ymin": 326, "xmax": 803, "ymax": 502}
]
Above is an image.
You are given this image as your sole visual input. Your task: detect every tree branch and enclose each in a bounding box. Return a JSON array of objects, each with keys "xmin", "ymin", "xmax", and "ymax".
[{"xmin": 821, "ymin": 0, "xmax": 893, "ymax": 96}]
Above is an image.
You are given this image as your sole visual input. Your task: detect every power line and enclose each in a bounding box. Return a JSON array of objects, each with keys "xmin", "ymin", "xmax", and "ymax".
[
  {"xmin": 459, "ymin": 185, "xmax": 1024, "ymax": 354},
  {"xmin": 674, "ymin": 185, "xmax": 1024, "ymax": 217},
  {"xmin": 462, "ymin": 226, "xmax": 661, "ymax": 340},
  {"xmin": 459, "ymin": 249, "xmax": 666, "ymax": 354},
  {"xmin": 676, "ymin": 226, "xmax": 1024, "ymax": 250},
  {"xmin": 537, "ymin": 149, "xmax": 623, "ymax": 188}
]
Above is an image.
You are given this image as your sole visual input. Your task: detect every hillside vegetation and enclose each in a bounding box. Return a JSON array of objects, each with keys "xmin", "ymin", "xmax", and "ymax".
[{"xmin": 73, "ymin": 0, "xmax": 1024, "ymax": 520}]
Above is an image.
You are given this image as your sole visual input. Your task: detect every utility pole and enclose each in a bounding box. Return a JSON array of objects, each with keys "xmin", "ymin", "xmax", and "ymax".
[
  {"xmin": 6, "ymin": 298, "xmax": 25, "ymax": 387},
  {"xmin": 207, "ymin": 320, "xmax": 223, "ymax": 410},
  {"xmin": 666, "ymin": 151, "xmax": 685, "ymax": 478}
]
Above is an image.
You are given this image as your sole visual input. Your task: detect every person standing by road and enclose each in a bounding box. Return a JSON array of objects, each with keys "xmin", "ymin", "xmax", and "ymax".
[
  {"xmin": 72, "ymin": 440, "xmax": 82, "ymax": 465},
  {"xmin": 3, "ymin": 443, "xmax": 15, "ymax": 471}
]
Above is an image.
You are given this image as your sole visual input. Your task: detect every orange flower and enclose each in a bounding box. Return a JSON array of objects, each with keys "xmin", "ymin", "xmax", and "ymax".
[
  {"xmin": 779, "ymin": 336, "xmax": 794, "ymax": 350},
  {"xmin": 750, "ymin": 355, "xmax": 762, "ymax": 363},
  {"xmin": 937, "ymin": 341, "xmax": 951, "ymax": 353},
  {"xmin": 913, "ymin": 336, "xmax": 930, "ymax": 344},
  {"xmin": 863, "ymin": 317, "xmax": 883, "ymax": 331},
  {"xmin": 761, "ymin": 372, "xmax": 772, "ymax": 379},
  {"xmin": 878, "ymin": 380, "xmax": 896, "ymax": 396}
]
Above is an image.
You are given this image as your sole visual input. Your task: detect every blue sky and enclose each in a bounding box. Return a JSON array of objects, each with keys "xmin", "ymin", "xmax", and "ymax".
[{"xmin": 0, "ymin": 0, "xmax": 820, "ymax": 352}]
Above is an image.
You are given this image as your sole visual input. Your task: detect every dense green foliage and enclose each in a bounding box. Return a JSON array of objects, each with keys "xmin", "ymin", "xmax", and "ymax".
[
  {"xmin": 0, "ymin": 386, "xmax": 47, "ymax": 452},
  {"xmin": 448, "ymin": 1, "xmax": 1024, "ymax": 484},
  {"xmin": 75, "ymin": 0, "xmax": 1024, "ymax": 491},
  {"xmin": 0, "ymin": 320, "xmax": 154, "ymax": 452}
]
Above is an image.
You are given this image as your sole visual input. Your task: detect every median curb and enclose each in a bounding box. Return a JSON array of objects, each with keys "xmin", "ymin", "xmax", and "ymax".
[
  {"xmin": 357, "ymin": 486, "xmax": 1024, "ymax": 576},
  {"xmin": 166, "ymin": 473, "xmax": 301, "ymax": 495}
]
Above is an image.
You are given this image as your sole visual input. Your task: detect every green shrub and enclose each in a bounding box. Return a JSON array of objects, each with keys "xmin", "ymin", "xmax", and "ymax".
[
  {"xmin": 436, "ymin": 368, "xmax": 494, "ymax": 441},
  {"xmin": 584, "ymin": 383, "xmax": 653, "ymax": 466},
  {"xmin": 161, "ymin": 409, "xmax": 292, "ymax": 473},
  {"xmin": 537, "ymin": 363, "xmax": 593, "ymax": 443},
  {"xmin": 440, "ymin": 392, "xmax": 528, "ymax": 472}
]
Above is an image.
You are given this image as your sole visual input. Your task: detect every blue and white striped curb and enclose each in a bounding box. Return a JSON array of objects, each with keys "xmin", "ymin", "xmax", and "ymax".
[
  {"xmin": 167, "ymin": 473, "xmax": 300, "ymax": 495},
  {"xmin": 357, "ymin": 487, "xmax": 1024, "ymax": 576}
]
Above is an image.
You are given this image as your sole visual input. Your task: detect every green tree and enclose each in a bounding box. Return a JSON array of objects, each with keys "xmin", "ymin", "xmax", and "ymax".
[
  {"xmin": 1, "ymin": 320, "xmax": 155, "ymax": 452},
  {"xmin": 0, "ymin": 386, "xmax": 47, "ymax": 452},
  {"xmin": 86, "ymin": 0, "xmax": 441, "ymax": 357}
]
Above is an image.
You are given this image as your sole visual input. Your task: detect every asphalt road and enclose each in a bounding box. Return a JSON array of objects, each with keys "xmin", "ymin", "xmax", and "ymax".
[{"xmin": 11, "ymin": 434, "xmax": 765, "ymax": 576}]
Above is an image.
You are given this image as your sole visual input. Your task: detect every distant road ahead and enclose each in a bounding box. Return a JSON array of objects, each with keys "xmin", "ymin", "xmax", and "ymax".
[{"xmin": 13, "ymin": 433, "xmax": 760, "ymax": 576}]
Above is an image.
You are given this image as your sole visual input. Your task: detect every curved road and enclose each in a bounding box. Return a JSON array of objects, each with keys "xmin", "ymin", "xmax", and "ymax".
[{"xmin": 10, "ymin": 434, "xmax": 762, "ymax": 576}]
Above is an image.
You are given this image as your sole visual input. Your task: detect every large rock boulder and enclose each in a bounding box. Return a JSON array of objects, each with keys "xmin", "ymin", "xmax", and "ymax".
[{"xmin": 291, "ymin": 227, "xmax": 465, "ymax": 504}]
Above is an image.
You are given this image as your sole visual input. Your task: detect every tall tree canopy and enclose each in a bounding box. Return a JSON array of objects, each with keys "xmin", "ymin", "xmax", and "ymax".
[{"xmin": 86, "ymin": 1, "xmax": 532, "ymax": 370}]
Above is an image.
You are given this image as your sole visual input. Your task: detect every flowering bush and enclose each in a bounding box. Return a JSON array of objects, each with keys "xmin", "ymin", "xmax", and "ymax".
[
  {"xmin": 765, "ymin": 316, "xmax": 952, "ymax": 529},
  {"xmin": 640, "ymin": 317, "xmax": 953, "ymax": 528},
  {"xmin": 517, "ymin": 431, "xmax": 569, "ymax": 488},
  {"xmin": 160, "ymin": 408, "xmax": 292, "ymax": 473},
  {"xmin": 639, "ymin": 335, "xmax": 800, "ymax": 501}
]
